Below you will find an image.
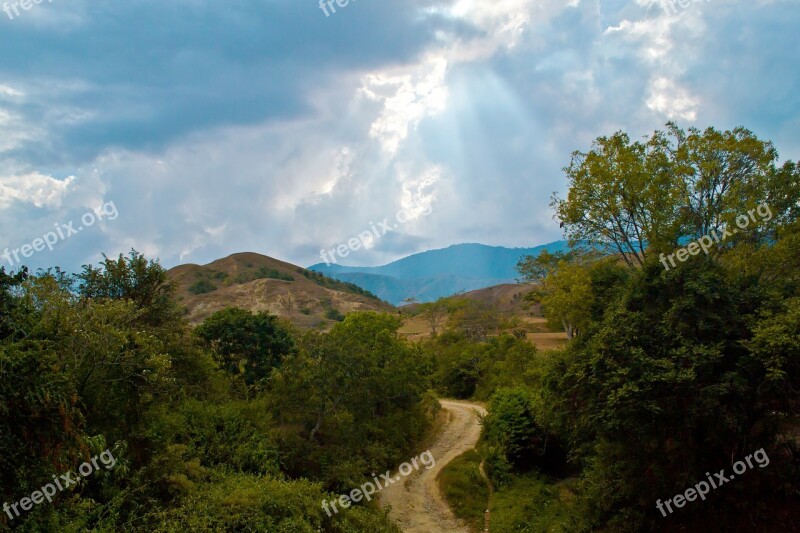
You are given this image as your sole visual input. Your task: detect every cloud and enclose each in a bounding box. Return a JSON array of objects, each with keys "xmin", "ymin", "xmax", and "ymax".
[
  {"xmin": 646, "ymin": 77, "xmax": 700, "ymax": 120},
  {"xmin": 0, "ymin": 173, "xmax": 75, "ymax": 209},
  {"xmin": 0, "ymin": 0, "xmax": 797, "ymax": 273}
]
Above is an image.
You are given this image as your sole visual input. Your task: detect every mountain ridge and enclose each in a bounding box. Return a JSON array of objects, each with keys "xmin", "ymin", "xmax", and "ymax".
[{"xmin": 308, "ymin": 241, "xmax": 569, "ymax": 304}]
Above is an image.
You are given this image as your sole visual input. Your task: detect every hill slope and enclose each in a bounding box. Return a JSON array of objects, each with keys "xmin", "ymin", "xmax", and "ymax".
[{"xmin": 168, "ymin": 252, "xmax": 392, "ymax": 327}]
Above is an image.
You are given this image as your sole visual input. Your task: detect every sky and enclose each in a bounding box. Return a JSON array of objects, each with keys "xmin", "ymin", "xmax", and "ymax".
[{"xmin": 0, "ymin": 0, "xmax": 798, "ymax": 273}]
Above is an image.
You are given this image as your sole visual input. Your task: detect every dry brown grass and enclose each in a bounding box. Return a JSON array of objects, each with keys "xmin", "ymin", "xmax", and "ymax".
[
  {"xmin": 399, "ymin": 311, "xmax": 568, "ymax": 351},
  {"xmin": 526, "ymin": 332, "xmax": 568, "ymax": 351},
  {"xmin": 168, "ymin": 252, "xmax": 392, "ymax": 327}
]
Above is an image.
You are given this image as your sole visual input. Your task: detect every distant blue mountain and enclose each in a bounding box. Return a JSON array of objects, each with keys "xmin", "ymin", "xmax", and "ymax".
[{"xmin": 308, "ymin": 242, "xmax": 570, "ymax": 304}]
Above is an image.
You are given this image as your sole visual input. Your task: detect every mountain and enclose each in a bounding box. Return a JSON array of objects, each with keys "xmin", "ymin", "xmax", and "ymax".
[
  {"xmin": 308, "ymin": 241, "xmax": 569, "ymax": 304},
  {"xmin": 168, "ymin": 252, "xmax": 393, "ymax": 327}
]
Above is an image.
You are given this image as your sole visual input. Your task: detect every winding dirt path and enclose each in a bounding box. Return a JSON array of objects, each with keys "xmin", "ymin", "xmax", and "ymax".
[{"xmin": 379, "ymin": 399, "xmax": 487, "ymax": 533}]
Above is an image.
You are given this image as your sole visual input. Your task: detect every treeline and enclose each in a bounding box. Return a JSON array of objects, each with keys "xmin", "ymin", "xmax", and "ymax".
[
  {"xmin": 0, "ymin": 252, "xmax": 434, "ymax": 531},
  {"xmin": 189, "ymin": 266, "xmax": 295, "ymax": 295},
  {"xmin": 298, "ymin": 268, "xmax": 383, "ymax": 302}
]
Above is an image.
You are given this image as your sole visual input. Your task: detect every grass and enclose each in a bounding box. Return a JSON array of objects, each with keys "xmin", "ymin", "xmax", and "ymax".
[
  {"xmin": 489, "ymin": 474, "xmax": 588, "ymax": 533},
  {"xmin": 437, "ymin": 450, "xmax": 489, "ymax": 532},
  {"xmin": 399, "ymin": 314, "xmax": 569, "ymax": 351}
]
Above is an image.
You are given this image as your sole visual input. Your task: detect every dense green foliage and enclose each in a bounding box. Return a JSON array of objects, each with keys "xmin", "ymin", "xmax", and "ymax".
[
  {"xmin": 435, "ymin": 125, "xmax": 800, "ymax": 531},
  {"xmin": 424, "ymin": 331, "xmax": 540, "ymax": 400},
  {"xmin": 195, "ymin": 307, "xmax": 295, "ymax": 391},
  {"xmin": 0, "ymin": 254, "xmax": 427, "ymax": 531},
  {"xmin": 270, "ymin": 312, "xmax": 437, "ymax": 491},
  {"xmin": 513, "ymin": 245, "xmax": 800, "ymax": 531},
  {"xmin": 482, "ymin": 387, "xmax": 567, "ymax": 476}
]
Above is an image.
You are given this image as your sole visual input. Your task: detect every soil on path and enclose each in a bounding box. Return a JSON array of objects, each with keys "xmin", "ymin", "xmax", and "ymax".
[{"xmin": 379, "ymin": 399, "xmax": 487, "ymax": 533}]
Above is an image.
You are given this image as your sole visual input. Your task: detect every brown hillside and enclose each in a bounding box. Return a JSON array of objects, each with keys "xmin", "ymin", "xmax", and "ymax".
[
  {"xmin": 398, "ymin": 283, "xmax": 567, "ymax": 350},
  {"xmin": 401, "ymin": 283, "xmax": 540, "ymax": 315},
  {"xmin": 456, "ymin": 283, "xmax": 540, "ymax": 314},
  {"xmin": 168, "ymin": 252, "xmax": 393, "ymax": 327}
]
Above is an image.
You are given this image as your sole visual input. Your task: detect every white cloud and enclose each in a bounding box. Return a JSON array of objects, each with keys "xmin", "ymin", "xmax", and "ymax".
[
  {"xmin": 361, "ymin": 55, "xmax": 450, "ymax": 156},
  {"xmin": 0, "ymin": 173, "xmax": 76, "ymax": 209},
  {"xmin": 0, "ymin": 85, "xmax": 24, "ymax": 99},
  {"xmin": 646, "ymin": 76, "xmax": 699, "ymax": 120}
]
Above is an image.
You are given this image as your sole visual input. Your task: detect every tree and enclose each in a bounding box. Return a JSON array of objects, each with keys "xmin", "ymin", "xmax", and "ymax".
[
  {"xmin": 0, "ymin": 266, "xmax": 29, "ymax": 341},
  {"xmin": 552, "ymin": 123, "xmax": 794, "ymax": 267},
  {"xmin": 195, "ymin": 308, "xmax": 295, "ymax": 391},
  {"xmin": 0, "ymin": 341, "xmax": 85, "ymax": 505},
  {"xmin": 671, "ymin": 123, "xmax": 781, "ymax": 240},
  {"xmin": 527, "ymin": 259, "xmax": 594, "ymax": 340},
  {"xmin": 516, "ymin": 249, "xmax": 565, "ymax": 283},
  {"xmin": 553, "ymin": 129, "xmax": 680, "ymax": 267},
  {"xmin": 483, "ymin": 387, "xmax": 566, "ymax": 475},
  {"xmin": 269, "ymin": 312, "xmax": 432, "ymax": 486},
  {"xmin": 77, "ymin": 249, "xmax": 181, "ymax": 328},
  {"xmin": 748, "ymin": 296, "xmax": 800, "ymax": 414},
  {"xmin": 546, "ymin": 257, "xmax": 796, "ymax": 531},
  {"xmin": 19, "ymin": 273, "xmax": 177, "ymax": 437},
  {"xmin": 418, "ymin": 298, "xmax": 451, "ymax": 335}
]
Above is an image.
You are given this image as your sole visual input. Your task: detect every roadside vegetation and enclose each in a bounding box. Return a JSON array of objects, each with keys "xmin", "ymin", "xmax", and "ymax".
[
  {"xmin": 0, "ymin": 252, "xmax": 430, "ymax": 531},
  {"xmin": 436, "ymin": 450, "xmax": 488, "ymax": 531},
  {"xmin": 436, "ymin": 123, "xmax": 800, "ymax": 532}
]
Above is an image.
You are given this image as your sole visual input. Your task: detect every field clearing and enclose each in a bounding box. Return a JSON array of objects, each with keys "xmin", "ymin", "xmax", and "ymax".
[{"xmin": 399, "ymin": 314, "xmax": 568, "ymax": 351}]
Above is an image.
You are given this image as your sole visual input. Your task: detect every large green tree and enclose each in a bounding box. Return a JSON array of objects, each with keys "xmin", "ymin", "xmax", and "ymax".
[
  {"xmin": 270, "ymin": 312, "xmax": 433, "ymax": 488},
  {"xmin": 544, "ymin": 255, "xmax": 798, "ymax": 531},
  {"xmin": 552, "ymin": 123, "xmax": 797, "ymax": 266},
  {"xmin": 195, "ymin": 308, "xmax": 295, "ymax": 390}
]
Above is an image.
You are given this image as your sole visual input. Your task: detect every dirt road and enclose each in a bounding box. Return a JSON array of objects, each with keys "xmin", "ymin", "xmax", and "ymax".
[{"xmin": 379, "ymin": 399, "xmax": 487, "ymax": 533}]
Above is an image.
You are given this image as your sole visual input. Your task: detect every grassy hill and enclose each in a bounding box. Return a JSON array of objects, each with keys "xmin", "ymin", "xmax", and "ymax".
[
  {"xmin": 398, "ymin": 283, "xmax": 568, "ymax": 351},
  {"xmin": 168, "ymin": 252, "xmax": 393, "ymax": 327}
]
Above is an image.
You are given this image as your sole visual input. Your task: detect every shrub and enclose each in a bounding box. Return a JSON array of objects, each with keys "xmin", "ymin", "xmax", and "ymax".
[
  {"xmin": 189, "ymin": 280, "xmax": 217, "ymax": 295},
  {"xmin": 325, "ymin": 308, "xmax": 345, "ymax": 322},
  {"xmin": 483, "ymin": 387, "xmax": 567, "ymax": 476}
]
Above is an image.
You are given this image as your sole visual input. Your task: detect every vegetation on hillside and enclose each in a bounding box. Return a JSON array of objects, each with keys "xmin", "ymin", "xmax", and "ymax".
[
  {"xmin": 0, "ymin": 251, "xmax": 430, "ymax": 531},
  {"xmin": 187, "ymin": 265, "xmax": 294, "ymax": 296},
  {"xmin": 299, "ymin": 267, "xmax": 383, "ymax": 301}
]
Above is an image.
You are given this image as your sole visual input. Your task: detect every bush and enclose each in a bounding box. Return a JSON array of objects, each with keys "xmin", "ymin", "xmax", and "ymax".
[
  {"xmin": 325, "ymin": 308, "xmax": 345, "ymax": 322},
  {"xmin": 189, "ymin": 280, "xmax": 217, "ymax": 295},
  {"xmin": 483, "ymin": 387, "xmax": 567, "ymax": 476},
  {"xmin": 255, "ymin": 267, "xmax": 294, "ymax": 282}
]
